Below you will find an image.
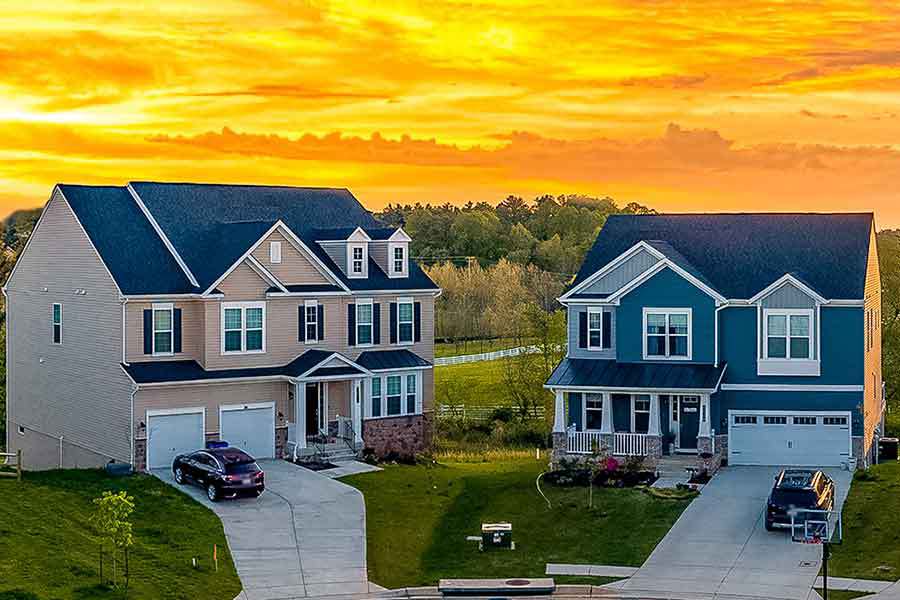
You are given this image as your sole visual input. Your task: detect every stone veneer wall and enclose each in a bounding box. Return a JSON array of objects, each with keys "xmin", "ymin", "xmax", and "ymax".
[
  {"xmin": 134, "ymin": 438, "xmax": 146, "ymax": 472},
  {"xmin": 362, "ymin": 413, "xmax": 432, "ymax": 459},
  {"xmin": 697, "ymin": 434, "xmax": 728, "ymax": 476},
  {"xmin": 276, "ymin": 426, "xmax": 288, "ymax": 459}
]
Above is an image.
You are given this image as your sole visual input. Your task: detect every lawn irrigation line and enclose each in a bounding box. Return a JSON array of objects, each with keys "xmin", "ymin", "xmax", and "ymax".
[{"xmin": 536, "ymin": 471, "xmax": 552, "ymax": 509}]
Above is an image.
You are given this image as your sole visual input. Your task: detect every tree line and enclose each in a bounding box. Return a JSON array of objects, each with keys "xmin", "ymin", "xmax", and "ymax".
[{"xmin": 377, "ymin": 194, "xmax": 656, "ymax": 275}]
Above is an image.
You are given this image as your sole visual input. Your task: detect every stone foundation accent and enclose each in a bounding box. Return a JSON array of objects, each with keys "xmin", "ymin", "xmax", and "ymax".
[
  {"xmin": 696, "ymin": 434, "xmax": 729, "ymax": 476},
  {"xmin": 276, "ymin": 426, "xmax": 288, "ymax": 459},
  {"xmin": 551, "ymin": 431, "xmax": 567, "ymax": 465},
  {"xmin": 362, "ymin": 413, "xmax": 432, "ymax": 459}
]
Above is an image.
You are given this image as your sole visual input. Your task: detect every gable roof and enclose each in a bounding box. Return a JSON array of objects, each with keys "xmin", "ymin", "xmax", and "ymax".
[
  {"xmin": 571, "ymin": 213, "xmax": 873, "ymax": 300},
  {"xmin": 55, "ymin": 182, "xmax": 437, "ymax": 295}
]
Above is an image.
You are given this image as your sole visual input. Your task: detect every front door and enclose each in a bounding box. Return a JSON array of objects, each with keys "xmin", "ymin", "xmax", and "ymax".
[
  {"xmin": 679, "ymin": 396, "xmax": 700, "ymax": 450},
  {"xmin": 305, "ymin": 383, "xmax": 319, "ymax": 436}
]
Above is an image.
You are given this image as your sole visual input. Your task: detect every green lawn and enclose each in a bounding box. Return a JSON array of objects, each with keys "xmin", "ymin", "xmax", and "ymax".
[
  {"xmin": 343, "ymin": 458, "xmax": 691, "ymax": 589},
  {"xmin": 814, "ymin": 591, "xmax": 869, "ymax": 600},
  {"xmin": 435, "ymin": 338, "xmax": 529, "ymax": 359},
  {"xmin": 435, "ymin": 359, "xmax": 507, "ymax": 408},
  {"xmin": 829, "ymin": 461, "xmax": 900, "ymax": 581},
  {"xmin": 0, "ymin": 470, "xmax": 241, "ymax": 600}
]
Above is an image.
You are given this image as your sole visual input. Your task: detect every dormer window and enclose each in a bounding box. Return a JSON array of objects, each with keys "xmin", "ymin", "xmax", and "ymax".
[
  {"xmin": 387, "ymin": 228, "xmax": 411, "ymax": 278},
  {"xmin": 393, "ymin": 246, "xmax": 405, "ymax": 274},
  {"xmin": 348, "ymin": 243, "xmax": 367, "ymax": 278}
]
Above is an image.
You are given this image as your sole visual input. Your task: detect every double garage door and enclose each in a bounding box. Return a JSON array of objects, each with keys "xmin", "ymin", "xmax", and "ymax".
[
  {"xmin": 146, "ymin": 403, "xmax": 276, "ymax": 470},
  {"xmin": 729, "ymin": 410, "xmax": 851, "ymax": 467}
]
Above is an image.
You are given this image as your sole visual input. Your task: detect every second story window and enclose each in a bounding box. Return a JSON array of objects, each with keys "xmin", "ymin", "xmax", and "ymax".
[
  {"xmin": 223, "ymin": 302, "xmax": 265, "ymax": 354},
  {"xmin": 764, "ymin": 310, "xmax": 811, "ymax": 360},
  {"xmin": 348, "ymin": 243, "xmax": 367, "ymax": 277},
  {"xmin": 305, "ymin": 301, "xmax": 318, "ymax": 342},
  {"xmin": 644, "ymin": 309, "xmax": 691, "ymax": 360},
  {"xmin": 153, "ymin": 304, "xmax": 173, "ymax": 354},
  {"xmin": 356, "ymin": 301, "xmax": 373, "ymax": 345},
  {"xmin": 393, "ymin": 246, "xmax": 405, "ymax": 273},
  {"xmin": 587, "ymin": 308, "xmax": 611, "ymax": 349},
  {"xmin": 52, "ymin": 303, "xmax": 62, "ymax": 344},
  {"xmin": 398, "ymin": 299, "xmax": 414, "ymax": 344}
]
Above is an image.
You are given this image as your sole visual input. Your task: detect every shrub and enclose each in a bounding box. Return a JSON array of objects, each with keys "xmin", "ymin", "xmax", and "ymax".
[{"xmin": 490, "ymin": 406, "xmax": 515, "ymax": 423}]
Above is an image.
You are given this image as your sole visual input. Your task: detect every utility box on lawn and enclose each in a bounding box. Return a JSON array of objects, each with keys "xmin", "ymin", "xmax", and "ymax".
[
  {"xmin": 879, "ymin": 437, "xmax": 899, "ymax": 462},
  {"xmin": 481, "ymin": 523, "xmax": 512, "ymax": 549}
]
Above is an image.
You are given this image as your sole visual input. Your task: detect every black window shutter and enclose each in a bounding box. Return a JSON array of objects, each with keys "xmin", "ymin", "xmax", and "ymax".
[
  {"xmin": 578, "ymin": 311, "xmax": 587, "ymax": 349},
  {"xmin": 143, "ymin": 309, "xmax": 152, "ymax": 354},
  {"xmin": 414, "ymin": 302, "xmax": 422, "ymax": 342},
  {"xmin": 602, "ymin": 311, "xmax": 612, "ymax": 349},
  {"xmin": 298, "ymin": 305, "xmax": 306, "ymax": 342},
  {"xmin": 317, "ymin": 305, "xmax": 325, "ymax": 341},
  {"xmin": 373, "ymin": 303, "xmax": 381, "ymax": 344},
  {"xmin": 389, "ymin": 302, "xmax": 398, "ymax": 344},
  {"xmin": 173, "ymin": 308, "xmax": 182, "ymax": 353},
  {"xmin": 347, "ymin": 303, "xmax": 356, "ymax": 346}
]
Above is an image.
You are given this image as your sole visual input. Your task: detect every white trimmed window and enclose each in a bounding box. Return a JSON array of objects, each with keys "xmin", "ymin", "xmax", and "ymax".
[
  {"xmin": 370, "ymin": 377, "xmax": 382, "ymax": 417},
  {"xmin": 588, "ymin": 306, "xmax": 603, "ymax": 350},
  {"xmin": 356, "ymin": 300, "xmax": 373, "ymax": 346},
  {"xmin": 759, "ymin": 308, "xmax": 818, "ymax": 376},
  {"xmin": 643, "ymin": 309, "xmax": 691, "ymax": 359},
  {"xmin": 152, "ymin": 303, "xmax": 174, "ymax": 355},
  {"xmin": 222, "ymin": 302, "xmax": 265, "ymax": 354},
  {"xmin": 305, "ymin": 300, "xmax": 318, "ymax": 342},
  {"xmin": 52, "ymin": 303, "xmax": 62, "ymax": 344},
  {"xmin": 585, "ymin": 393, "xmax": 603, "ymax": 430},
  {"xmin": 393, "ymin": 246, "xmax": 405, "ymax": 274},
  {"xmin": 388, "ymin": 242, "xmax": 408, "ymax": 277},
  {"xmin": 366, "ymin": 371, "xmax": 422, "ymax": 419},
  {"xmin": 398, "ymin": 298, "xmax": 414, "ymax": 344},
  {"xmin": 348, "ymin": 243, "xmax": 367, "ymax": 277},
  {"xmin": 632, "ymin": 395, "xmax": 650, "ymax": 433},
  {"xmin": 386, "ymin": 375, "xmax": 402, "ymax": 416},
  {"xmin": 270, "ymin": 241, "xmax": 282, "ymax": 264},
  {"xmin": 406, "ymin": 373, "xmax": 417, "ymax": 414}
]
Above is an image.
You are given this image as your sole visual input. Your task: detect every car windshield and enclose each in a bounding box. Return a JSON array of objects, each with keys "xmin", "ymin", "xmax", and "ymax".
[{"xmin": 771, "ymin": 488, "xmax": 816, "ymax": 507}]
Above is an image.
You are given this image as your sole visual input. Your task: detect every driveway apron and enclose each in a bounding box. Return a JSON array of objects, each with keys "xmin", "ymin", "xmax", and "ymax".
[
  {"xmin": 155, "ymin": 459, "xmax": 368, "ymax": 600},
  {"xmin": 623, "ymin": 466, "xmax": 852, "ymax": 600}
]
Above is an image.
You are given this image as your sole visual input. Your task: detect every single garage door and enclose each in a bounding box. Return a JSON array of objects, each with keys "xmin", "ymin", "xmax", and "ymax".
[
  {"xmin": 147, "ymin": 409, "xmax": 205, "ymax": 470},
  {"xmin": 220, "ymin": 403, "xmax": 275, "ymax": 459},
  {"xmin": 729, "ymin": 410, "xmax": 851, "ymax": 466}
]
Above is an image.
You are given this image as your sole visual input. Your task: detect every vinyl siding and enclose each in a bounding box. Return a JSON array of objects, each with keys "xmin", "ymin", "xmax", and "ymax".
[
  {"xmin": 125, "ymin": 301, "xmax": 204, "ymax": 365},
  {"xmin": 134, "ymin": 380, "xmax": 290, "ymax": 434},
  {"xmin": 580, "ymin": 248, "xmax": 658, "ymax": 295},
  {"xmin": 758, "ymin": 282, "xmax": 819, "ymax": 360},
  {"xmin": 5, "ymin": 189, "xmax": 133, "ymax": 468},
  {"xmin": 250, "ymin": 229, "xmax": 331, "ymax": 285},
  {"xmin": 863, "ymin": 223, "xmax": 882, "ymax": 461},
  {"xmin": 319, "ymin": 241, "xmax": 347, "ymax": 274},
  {"xmin": 370, "ymin": 242, "xmax": 389, "ymax": 276},
  {"xmin": 567, "ymin": 305, "xmax": 616, "ymax": 359},
  {"xmin": 327, "ymin": 380, "xmax": 351, "ymax": 422}
]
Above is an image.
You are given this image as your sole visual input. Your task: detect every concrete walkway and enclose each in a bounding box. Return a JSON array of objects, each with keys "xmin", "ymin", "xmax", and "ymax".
[
  {"xmin": 620, "ymin": 466, "xmax": 853, "ymax": 600},
  {"xmin": 814, "ymin": 576, "xmax": 894, "ymax": 594},
  {"xmin": 155, "ymin": 459, "xmax": 371, "ymax": 599}
]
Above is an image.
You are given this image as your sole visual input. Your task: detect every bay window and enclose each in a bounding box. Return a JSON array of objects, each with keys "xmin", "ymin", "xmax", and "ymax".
[
  {"xmin": 366, "ymin": 371, "xmax": 423, "ymax": 419},
  {"xmin": 386, "ymin": 375, "xmax": 402, "ymax": 415}
]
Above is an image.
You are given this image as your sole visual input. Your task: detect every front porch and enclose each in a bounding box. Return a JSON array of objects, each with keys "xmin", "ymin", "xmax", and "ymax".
[{"xmin": 550, "ymin": 390, "xmax": 718, "ymax": 469}]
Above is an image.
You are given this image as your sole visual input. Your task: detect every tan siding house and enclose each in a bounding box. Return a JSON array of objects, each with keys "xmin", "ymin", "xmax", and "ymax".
[{"xmin": 5, "ymin": 182, "xmax": 439, "ymax": 471}]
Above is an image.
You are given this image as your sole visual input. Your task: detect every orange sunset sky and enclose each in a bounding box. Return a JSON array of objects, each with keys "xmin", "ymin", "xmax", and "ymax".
[{"xmin": 3, "ymin": 1, "xmax": 900, "ymax": 226}]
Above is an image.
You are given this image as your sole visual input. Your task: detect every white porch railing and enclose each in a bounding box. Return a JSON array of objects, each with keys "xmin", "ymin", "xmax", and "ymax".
[
  {"xmin": 566, "ymin": 431, "xmax": 650, "ymax": 456},
  {"xmin": 613, "ymin": 433, "xmax": 649, "ymax": 456}
]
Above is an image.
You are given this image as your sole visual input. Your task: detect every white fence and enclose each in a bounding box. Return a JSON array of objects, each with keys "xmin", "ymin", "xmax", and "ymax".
[
  {"xmin": 436, "ymin": 403, "xmax": 545, "ymax": 421},
  {"xmin": 566, "ymin": 431, "xmax": 649, "ymax": 456},
  {"xmin": 435, "ymin": 345, "xmax": 540, "ymax": 366}
]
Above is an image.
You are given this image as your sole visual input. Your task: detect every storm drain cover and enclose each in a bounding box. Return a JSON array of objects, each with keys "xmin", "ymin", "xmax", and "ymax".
[{"xmin": 799, "ymin": 561, "xmax": 817, "ymax": 568}]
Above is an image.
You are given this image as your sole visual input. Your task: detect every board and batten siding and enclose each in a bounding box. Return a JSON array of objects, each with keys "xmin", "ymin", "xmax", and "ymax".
[
  {"xmin": 863, "ymin": 222, "xmax": 882, "ymax": 462},
  {"xmin": 134, "ymin": 380, "xmax": 290, "ymax": 435},
  {"xmin": 5, "ymin": 189, "xmax": 133, "ymax": 469},
  {"xmin": 250, "ymin": 229, "xmax": 331, "ymax": 285},
  {"xmin": 579, "ymin": 248, "xmax": 658, "ymax": 295},
  {"xmin": 758, "ymin": 281, "xmax": 819, "ymax": 360},
  {"xmin": 125, "ymin": 300, "xmax": 204, "ymax": 365}
]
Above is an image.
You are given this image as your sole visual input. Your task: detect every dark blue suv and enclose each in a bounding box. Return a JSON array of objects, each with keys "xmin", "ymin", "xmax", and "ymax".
[{"xmin": 765, "ymin": 469, "xmax": 834, "ymax": 531}]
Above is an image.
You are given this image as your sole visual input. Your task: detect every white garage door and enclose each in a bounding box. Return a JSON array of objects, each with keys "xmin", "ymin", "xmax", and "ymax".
[
  {"xmin": 147, "ymin": 409, "xmax": 205, "ymax": 470},
  {"xmin": 220, "ymin": 403, "xmax": 275, "ymax": 459},
  {"xmin": 729, "ymin": 410, "xmax": 851, "ymax": 467}
]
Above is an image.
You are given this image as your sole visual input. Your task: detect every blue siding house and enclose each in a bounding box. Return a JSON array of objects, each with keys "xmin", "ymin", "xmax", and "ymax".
[{"xmin": 547, "ymin": 213, "xmax": 883, "ymax": 471}]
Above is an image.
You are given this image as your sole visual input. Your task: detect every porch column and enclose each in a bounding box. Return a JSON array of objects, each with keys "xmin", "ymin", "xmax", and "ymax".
[
  {"xmin": 699, "ymin": 394, "xmax": 712, "ymax": 438},
  {"xmin": 648, "ymin": 393, "xmax": 661, "ymax": 435},
  {"xmin": 352, "ymin": 379, "xmax": 363, "ymax": 445},
  {"xmin": 600, "ymin": 393, "xmax": 613, "ymax": 434},
  {"xmin": 553, "ymin": 390, "xmax": 565, "ymax": 433},
  {"xmin": 296, "ymin": 382, "xmax": 307, "ymax": 450}
]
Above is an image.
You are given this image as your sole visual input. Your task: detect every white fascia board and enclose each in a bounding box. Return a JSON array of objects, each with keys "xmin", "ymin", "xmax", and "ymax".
[
  {"xmin": 126, "ymin": 183, "xmax": 200, "ymax": 288},
  {"xmin": 296, "ymin": 352, "xmax": 373, "ymax": 378},
  {"xmin": 748, "ymin": 273, "xmax": 827, "ymax": 305},
  {"xmin": 245, "ymin": 255, "xmax": 288, "ymax": 293},
  {"xmin": 202, "ymin": 220, "xmax": 348, "ymax": 296},
  {"xmin": 137, "ymin": 375, "xmax": 294, "ymax": 388},
  {"xmin": 266, "ymin": 291, "xmax": 350, "ymax": 298},
  {"xmin": 388, "ymin": 227, "xmax": 412, "ymax": 242},
  {"xmin": 559, "ymin": 241, "xmax": 666, "ymax": 301}
]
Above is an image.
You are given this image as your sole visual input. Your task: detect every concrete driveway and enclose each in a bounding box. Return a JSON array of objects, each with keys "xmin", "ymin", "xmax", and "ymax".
[
  {"xmin": 621, "ymin": 466, "xmax": 853, "ymax": 600},
  {"xmin": 155, "ymin": 459, "xmax": 369, "ymax": 600}
]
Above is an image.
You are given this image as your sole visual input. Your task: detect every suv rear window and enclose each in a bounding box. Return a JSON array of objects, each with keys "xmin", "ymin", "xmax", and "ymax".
[{"xmin": 224, "ymin": 461, "xmax": 259, "ymax": 474}]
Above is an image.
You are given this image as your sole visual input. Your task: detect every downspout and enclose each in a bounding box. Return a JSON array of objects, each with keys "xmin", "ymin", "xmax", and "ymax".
[{"xmin": 129, "ymin": 383, "xmax": 138, "ymax": 468}]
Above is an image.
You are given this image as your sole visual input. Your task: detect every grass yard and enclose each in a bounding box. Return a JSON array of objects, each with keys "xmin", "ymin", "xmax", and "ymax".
[
  {"xmin": 0, "ymin": 470, "xmax": 241, "ymax": 600},
  {"xmin": 829, "ymin": 461, "xmax": 900, "ymax": 581},
  {"xmin": 435, "ymin": 338, "xmax": 529, "ymax": 358},
  {"xmin": 814, "ymin": 591, "xmax": 869, "ymax": 600},
  {"xmin": 434, "ymin": 358, "xmax": 507, "ymax": 408},
  {"xmin": 343, "ymin": 458, "xmax": 691, "ymax": 589}
]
